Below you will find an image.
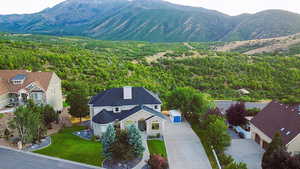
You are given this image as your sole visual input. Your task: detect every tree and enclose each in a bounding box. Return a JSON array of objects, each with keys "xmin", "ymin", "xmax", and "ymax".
[
  {"xmin": 148, "ymin": 154, "xmax": 169, "ymax": 169},
  {"xmin": 127, "ymin": 125, "xmax": 145, "ymax": 157},
  {"xmin": 66, "ymin": 81, "xmax": 89, "ymax": 123},
  {"xmin": 206, "ymin": 115, "xmax": 231, "ymax": 152},
  {"xmin": 167, "ymin": 87, "xmax": 214, "ymax": 122},
  {"xmin": 226, "ymin": 102, "xmax": 247, "ymax": 126},
  {"xmin": 9, "ymin": 101, "xmax": 45, "ymax": 144},
  {"xmin": 261, "ymin": 132, "xmax": 296, "ymax": 169},
  {"xmin": 43, "ymin": 105, "xmax": 58, "ymax": 129},
  {"xmin": 101, "ymin": 124, "xmax": 116, "ymax": 159},
  {"xmin": 223, "ymin": 162, "xmax": 247, "ymax": 169},
  {"xmin": 109, "ymin": 130, "xmax": 135, "ymax": 162}
]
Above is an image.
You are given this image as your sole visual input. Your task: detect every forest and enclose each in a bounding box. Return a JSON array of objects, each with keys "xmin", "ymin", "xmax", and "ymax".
[{"xmin": 0, "ymin": 33, "xmax": 299, "ymax": 103}]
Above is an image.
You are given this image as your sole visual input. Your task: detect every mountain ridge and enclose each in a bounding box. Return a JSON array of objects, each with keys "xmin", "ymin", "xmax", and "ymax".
[{"xmin": 0, "ymin": 0, "xmax": 300, "ymax": 42}]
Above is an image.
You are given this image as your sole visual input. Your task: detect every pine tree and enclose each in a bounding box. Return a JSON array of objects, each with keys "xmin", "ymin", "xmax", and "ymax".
[
  {"xmin": 101, "ymin": 124, "xmax": 116, "ymax": 159},
  {"xmin": 127, "ymin": 125, "xmax": 145, "ymax": 157},
  {"xmin": 262, "ymin": 132, "xmax": 286, "ymax": 169}
]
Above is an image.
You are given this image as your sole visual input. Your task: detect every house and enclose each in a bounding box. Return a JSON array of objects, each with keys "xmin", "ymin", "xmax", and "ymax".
[
  {"xmin": 250, "ymin": 101, "xmax": 300, "ymax": 155},
  {"xmin": 89, "ymin": 86, "xmax": 166, "ymax": 137},
  {"xmin": 0, "ymin": 70, "xmax": 63, "ymax": 111}
]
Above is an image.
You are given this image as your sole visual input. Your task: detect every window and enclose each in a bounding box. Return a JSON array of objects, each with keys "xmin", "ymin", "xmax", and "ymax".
[
  {"xmin": 154, "ymin": 105, "xmax": 158, "ymax": 109},
  {"xmin": 114, "ymin": 107, "xmax": 120, "ymax": 112},
  {"xmin": 152, "ymin": 123, "xmax": 160, "ymax": 130}
]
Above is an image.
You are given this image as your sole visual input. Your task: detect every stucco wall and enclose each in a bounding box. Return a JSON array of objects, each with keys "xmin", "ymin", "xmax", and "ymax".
[
  {"xmin": 45, "ymin": 73, "xmax": 63, "ymax": 111},
  {"xmin": 250, "ymin": 123, "xmax": 272, "ymax": 146},
  {"xmin": 287, "ymin": 134, "xmax": 300, "ymax": 155},
  {"xmin": 146, "ymin": 116, "xmax": 165, "ymax": 136},
  {"xmin": 0, "ymin": 93, "xmax": 9, "ymax": 109}
]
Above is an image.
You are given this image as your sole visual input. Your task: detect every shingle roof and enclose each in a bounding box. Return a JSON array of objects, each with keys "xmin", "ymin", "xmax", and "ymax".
[
  {"xmin": 89, "ymin": 87, "xmax": 162, "ymax": 107},
  {"xmin": 0, "ymin": 70, "xmax": 53, "ymax": 94},
  {"xmin": 92, "ymin": 105, "xmax": 165, "ymax": 124},
  {"xmin": 250, "ymin": 101, "xmax": 300, "ymax": 145}
]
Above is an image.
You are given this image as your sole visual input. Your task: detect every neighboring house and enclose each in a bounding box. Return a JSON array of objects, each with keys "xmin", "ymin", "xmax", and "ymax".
[
  {"xmin": 250, "ymin": 101, "xmax": 300, "ymax": 155},
  {"xmin": 89, "ymin": 86, "xmax": 166, "ymax": 137},
  {"xmin": 0, "ymin": 70, "xmax": 63, "ymax": 111}
]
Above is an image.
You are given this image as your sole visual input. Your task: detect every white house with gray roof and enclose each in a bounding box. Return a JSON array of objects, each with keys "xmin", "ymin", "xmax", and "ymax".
[{"xmin": 89, "ymin": 86, "xmax": 166, "ymax": 137}]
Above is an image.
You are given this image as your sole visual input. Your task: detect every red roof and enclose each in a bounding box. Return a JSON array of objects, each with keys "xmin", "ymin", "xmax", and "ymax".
[
  {"xmin": 0, "ymin": 70, "xmax": 53, "ymax": 94},
  {"xmin": 250, "ymin": 101, "xmax": 300, "ymax": 145}
]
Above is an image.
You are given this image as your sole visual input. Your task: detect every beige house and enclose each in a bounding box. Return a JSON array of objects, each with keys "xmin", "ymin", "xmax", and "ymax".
[
  {"xmin": 250, "ymin": 101, "xmax": 300, "ymax": 155},
  {"xmin": 0, "ymin": 70, "xmax": 63, "ymax": 111},
  {"xmin": 89, "ymin": 86, "xmax": 166, "ymax": 137}
]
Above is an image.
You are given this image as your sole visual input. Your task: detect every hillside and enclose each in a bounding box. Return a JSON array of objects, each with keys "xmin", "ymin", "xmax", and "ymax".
[
  {"xmin": 0, "ymin": 0, "xmax": 300, "ymax": 42},
  {"xmin": 216, "ymin": 33, "xmax": 300, "ymax": 55},
  {"xmin": 0, "ymin": 33, "xmax": 299, "ymax": 102}
]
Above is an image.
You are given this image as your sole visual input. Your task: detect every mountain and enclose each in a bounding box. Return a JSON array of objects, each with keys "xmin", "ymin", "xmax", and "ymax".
[{"xmin": 0, "ymin": 0, "xmax": 300, "ymax": 42}]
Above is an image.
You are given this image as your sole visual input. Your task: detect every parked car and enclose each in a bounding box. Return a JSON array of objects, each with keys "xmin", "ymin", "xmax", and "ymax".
[{"xmin": 238, "ymin": 132, "xmax": 245, "ymax": 139}]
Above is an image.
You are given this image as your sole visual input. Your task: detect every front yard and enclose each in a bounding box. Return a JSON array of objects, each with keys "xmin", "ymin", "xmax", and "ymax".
[
  {"xmin": 147, "ymin": 140, "xmax": 167, "ymax": 158},
  {"xmin": 34, "ymin": 126, "xmax": 104, "ymax": 167}
]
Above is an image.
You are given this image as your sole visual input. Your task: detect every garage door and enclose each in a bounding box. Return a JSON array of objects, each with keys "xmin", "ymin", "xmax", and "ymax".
[{"xmin": 255, "ymin": 134, "xmax": 261, "ymax": 144}]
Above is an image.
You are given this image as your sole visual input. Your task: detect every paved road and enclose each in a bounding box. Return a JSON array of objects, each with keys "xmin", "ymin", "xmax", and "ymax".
[
  {"xmin": 164, "ymin": 121, "xmax": 212, "ymax": 169},
  {"xmin": 225, "ymin": 139, "xmax": 264, "ymax": 169},
  {"xmin": 215, "ymin": 101, "xmax": 269, "ymax": 113},
  {"xmin": 0, "ymin": 146, "xmax": 104, "ymax": 169}
]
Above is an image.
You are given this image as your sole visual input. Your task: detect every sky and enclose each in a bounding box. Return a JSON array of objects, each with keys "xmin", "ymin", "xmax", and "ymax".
[{"xmin": 0, "ymin": 0, "xmax": 299, "ymax": 16}]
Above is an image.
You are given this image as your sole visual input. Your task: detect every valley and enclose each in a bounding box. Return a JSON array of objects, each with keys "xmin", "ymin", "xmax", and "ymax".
[{"xmin": 0, "ymin": 33, "xmax": 299, "ymax": 104}]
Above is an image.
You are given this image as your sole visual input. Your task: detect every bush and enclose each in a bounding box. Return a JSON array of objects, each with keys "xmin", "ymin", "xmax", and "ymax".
[
  {"xmin": 218, "ymin": 153, "xmax": 234, "ymax": 167},
  {"xmin": 4, "ymin": 128, "xmax": 10, "ymax": 140},
  {"xmin": 148, "ymin": 154, "xmax": 169, "ymax": 169}
]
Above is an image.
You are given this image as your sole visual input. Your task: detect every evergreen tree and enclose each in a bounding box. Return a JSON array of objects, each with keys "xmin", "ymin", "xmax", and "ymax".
[
  {"xmin": 127, "ymin": 125, "xmax": 145, "ymax": 157},
  {"xmin": 101, "ymin": 124, "xmax": 116, "ymax": 159},
  {"xmin": 262, "ymin": 132, "xmax": 286, "ymax": 169}
]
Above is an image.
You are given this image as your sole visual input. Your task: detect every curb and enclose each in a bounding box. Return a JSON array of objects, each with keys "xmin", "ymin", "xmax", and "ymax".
[{"xmin": 0, "ymin": 146, "xmax": 105, "ymax": 169}]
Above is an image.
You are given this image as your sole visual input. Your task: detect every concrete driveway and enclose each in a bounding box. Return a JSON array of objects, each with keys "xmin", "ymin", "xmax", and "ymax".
[
  {"xmin": 164, "ymin": 121, "xmax": 212, "ymax": 169},
  {"xmin": 0, "ymin": 146, "xmax": 104, "ymax": 169},
  {"xmin": 225, "ymin": 139, "xmax": 264, "ymax": 169}
]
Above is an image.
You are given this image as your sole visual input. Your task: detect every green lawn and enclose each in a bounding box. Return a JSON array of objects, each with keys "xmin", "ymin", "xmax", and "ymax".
[
  {"xmin": 147, "ymin": 140, "xmax": 167, "ymax": 158},
  {"xmin": 191, "ymin": 124, "xmax": 218, "ymax": 169},
  {"xmin": 34, "ymin": 126, "xmax": 104, "ymax": 166},
  {"xmin": 0, "ymin": 114, "xmax": 4, "ymax": 119}
]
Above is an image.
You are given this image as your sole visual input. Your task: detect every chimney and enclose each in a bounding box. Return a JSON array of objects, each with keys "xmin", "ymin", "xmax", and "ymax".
[{"xmin": 123, "ymin": 86, "xmax": 132, "ymax": 100}]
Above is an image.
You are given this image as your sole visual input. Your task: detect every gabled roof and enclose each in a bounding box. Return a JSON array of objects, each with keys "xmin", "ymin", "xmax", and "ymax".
[
  {"xmin": 89, "ymin": 87, "xmax": 161, "ymax": 107},
  {"xmin": 92, "ymin": 105, "xmax": 165, "ymax": 124},
  {"xmin": 0, "ymin": 70, "xmax": 53, "ymax": 93},
  {"xmin": 250, "ymin": 101, "xmax": 300, "ymax": 145}
]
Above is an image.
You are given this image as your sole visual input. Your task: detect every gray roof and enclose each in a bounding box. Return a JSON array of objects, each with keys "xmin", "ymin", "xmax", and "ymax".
[
  {"xmin": 92, "ymin": 105, "xmax": 166, "ymax": 124},
  {"xmin": 89, "ymin": 87, "xmax": 162, "ymax": 107}
]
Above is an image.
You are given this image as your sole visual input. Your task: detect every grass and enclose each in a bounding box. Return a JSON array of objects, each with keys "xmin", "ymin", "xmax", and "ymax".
[
  {"xmin": 0, "ymin": 114, "xmax": 4, "ymax": 119},
  {"xmin": 191, "ymin": 123, "xmax": 218, "ymax": 169},
  {"xmin": 147, "ymin": 140, "xmax": 167, "ymax": 158},
  {"xmin": 34, "ymin": 126, "xmax": 104, "ymax": 166}
]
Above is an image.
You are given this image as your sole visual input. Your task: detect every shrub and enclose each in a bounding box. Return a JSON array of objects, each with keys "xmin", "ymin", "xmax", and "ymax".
[
  {"xmin": 223, "ymin": 161, "xmax": 247, "ymax": 169},
  {"xmin": 101, "ymin": 124, "xmax": 116, "ymax": 159},
  {"xmin": 4, "ymin": 128, "xmax": 10, "ymax": 140},
  {"xmin": 127, "ymin": 125, "xmax": 145, "ymax": 157},
  {"xmin": 148, "ymin": 154, "xmax": 169, "ymax": 169}
]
